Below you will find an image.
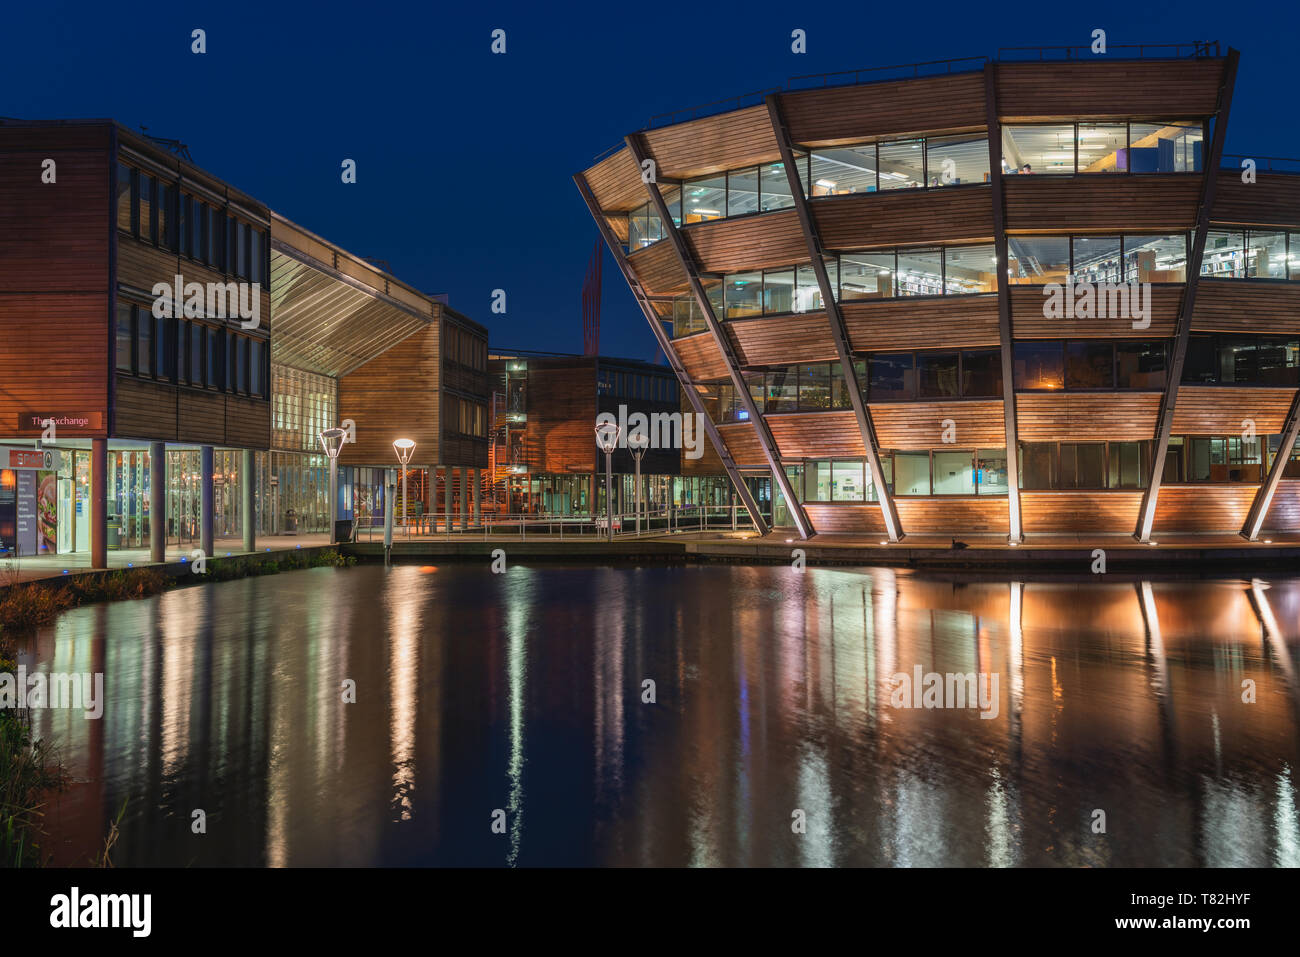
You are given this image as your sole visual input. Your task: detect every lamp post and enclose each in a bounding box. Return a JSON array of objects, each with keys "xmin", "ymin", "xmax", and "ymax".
[
  {"xmin": 627, "ymin": 429, "xmax": 648, "ymax": 536},
  {"xmin": 393, "ymin": 438, "xmax": 416, "ymax": 534},
  {"xmin": 318, "ymin": 427, "xmax": 347, "ymax": 544},
  {"xmin": 594, "ymin": 421, "xmax": 620, "ymax": 541}
]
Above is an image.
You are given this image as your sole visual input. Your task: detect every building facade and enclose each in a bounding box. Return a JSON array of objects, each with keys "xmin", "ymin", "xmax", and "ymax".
[{"xmin": 577, "ymin": 44, "xmax": 1300, "ymax": 541}]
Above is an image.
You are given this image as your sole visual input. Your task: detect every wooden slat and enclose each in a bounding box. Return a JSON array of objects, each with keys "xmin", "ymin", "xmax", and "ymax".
[
  {"xmin": 627, "ymin": 240, "xmax": 688, "ymax": 294},
  {"xmin": 1170, "ymin": 386, "xmax": 1295, "ymax": 433},
  {"xmin": 716, "ymin": 421, "xmax": 765, "ymax": 467},
  {"xmin": 804, "ymin": 503, "xmax": 886, "ymax": 533},
  {"xmin": 815, "ymin": 187, "xmax": 994, "ymax": 249},
  {"xmin": 0, "ymin": 293, "xmax": 108, "ymax": 435},
  {"xmin": 895, "ymin": 496, "xmax": 1008, "ymax": 532},
  {"xmin": 643, "ymin": 106, "xmax": 781, "ymax": 179},
  {"xmin": 114, "ymin": 377, "xmax": 175, "ymax": 441},
  {"xmin": 0, "ymin": 150, "xmax": 109, "ymax": 292},
  {"xmin": 768, "ymin": 411, "xmax": 863, "ymax": 458},
  {"xmin": 869, "ymin": 400, "xmax": 1006, "ymax": 448},
  {"xmin": 1211, "ymin": 171, "xmax": 1300, "ymax": 227},
  {"xmin": 582, "ymin": 147, "xmax": 644, "ymax": 213},
  {"xmin": 1004, "ymin": 176, "xmax": 1200, "ymax": 232},
  {"xmin": 1262, "ymin": 479, "xmax": 1300, "ymax": 531},
  {"xmin": 844, "ymin": 295, "xmax": 1000, "ymax": 351},
  {"xmin": 672, "ymin": 332, "xmax": 730, "ymax": 382},
  {"xmin": 225, "ymin": 394, "xmax": 269, "ymax": 449},
  {"xmin": 995, "ymin": 59, "xmax": 1224, "ymax": 121},
  {"xmin": 1016, "ymin": 393, "xmax": 1161, "ymax": 441},
  {"xmin": 1153, "ymin": 484, "xmax": 1257, "ymax": 532},
  {"xmin": 684, "ymin": 209, "xmax": 805, "ymax": 274},
  {"xmin": 1193, "ymin": 280, "xmax": 1300, "ymax": 333},
  {"xmin": 730, "ymin": 312, "xmax": 838, "ymax": 366},
  {"xmin": 781, "ymin": 73, "xmax": 987, "ymax": 146},
  {"xmin": 338, "ymin": 323, "xmax": 443, "ymax": 466},
  {"xmin": 1011, "ymin": 284, "xmax": 1182, "ymax": 338},
  {"xmin": 178, "ymin": 390, "xmax": 225, "ymax": 445},
  {"xmin": 1021, "ymin": 491, "xmax": 1143, "ymax": 532}
]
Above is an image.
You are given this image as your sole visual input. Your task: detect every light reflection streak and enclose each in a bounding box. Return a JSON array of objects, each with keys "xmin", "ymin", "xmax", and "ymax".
[
  {"xmin": 505, "ymin": 570, "xmax": 530, "ymax": 867},
  {"xmin": 388, "ymin": 583, "xmax": 420, "ymax": 822}
]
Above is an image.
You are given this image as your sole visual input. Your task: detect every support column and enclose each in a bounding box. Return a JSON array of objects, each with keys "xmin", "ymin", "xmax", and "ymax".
[
  {"xmin": 459, "ymin": 468, "xmax": 468, "ymax": 530},
  {"xmin": 575, "ymin": 172, "xmax": 770, "ymax": 535},
  {"xmin": 1136, "ymin": 49, "xmax": 1239, "ymax": 541},
  {"xmin": 473, "ymin": 467, "xmax": 481, "ymax": 525},
  {"xmin": 90, "ymin": 438, "xmax": 107, "ymax": 569},
  {"xmin": 1242, "ymin": 390, "xmax": 1300, "ymax": 540},
  {"xmin": 149, "ymin": 442, "xmax": 165, "ymax": 563},
  {"xmin": 241, "ymin": 448, "xmax": 255, "ymax": 553},
  {"xmin": 200, "ymin": 445, "xmax": 214, "ymax": 557}
]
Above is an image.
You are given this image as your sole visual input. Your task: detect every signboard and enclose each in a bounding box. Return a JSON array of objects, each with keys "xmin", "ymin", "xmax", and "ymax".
[
  {"xmin": 15, "ymin": 412, "xmax": 104, "ymax": 436},
  {"xmin": 16, "ymin": 470, "xmax": 36, "ymax": 556},
  {"xmin": 4, "ymin": 448, "xmax": 61, "ymax": 470}
]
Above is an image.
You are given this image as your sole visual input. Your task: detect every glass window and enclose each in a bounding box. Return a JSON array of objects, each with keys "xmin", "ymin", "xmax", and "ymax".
[
  {"xmin": 116, "ymin": 163, "xmax": 133, "ymax": 233},
  {"xmin": 250, "ymin": 339, "xmax": 263, "ymax": 396},
  {"xmin": 895, "ymin": 248, "xmax": 943, "ymax": 297},
  {"xmin": 237, "ymin": 337, "xmax": 249, "ymax": 393},
  {"xmin": 765, "ymin": 369, "xmax": 798, "ymax": 413},
  {"xmin": 208, "ymin": 205, "xmax": 220, "ymax": 268},
  {"xmin": 116, "ymin": 303, "xmax": 134, "ymax": 372},
  {"xmin": 727, "ymin": 167, "xmax": 759, "ymax": 217},
  {"xmin": 176, "ymin": 320, "xmax": 189, "ymax": 384},
  {"xmin": 1076, "ymin": 122, "xmax": 1128, "ymax": 172},
  {"xmin": 806, "ymin": 460, "xmax": 832, "ymax": 501},
  {"xmin": 1065, "ymin": 341, "xmax": 1114, "ymax": 389},
  {"xmin": 933, "ymin": 450, "xmax": 975, "ymax": 495},
  {"xmin": 628, "ymin": 204, "xmax": 649, "ymax": 249},
  {"xmin": 206, "ymin": 326, "xmax": 218, "ymax": 387},
  {"xmin": 1071, "ymin": 236, "xmax": 1122, "ymax": 284},
  {"xmin": 894, "ymin": 452, "xmax": 930, "ymax": 495},
  {"xmin": 682, "ymin": 175, "xmax": 725, "ymax": 223},
  {"xmin": 227, "ymin": 330, "xmax": 238, "ymax": 391},
  {"xmin": 1218, "ymin": 335, "xmax": 1258, "ymax": 383},
  {"xmin": 832, "ymin": 460, "xmax": 866, "ymax": 501},
  {"xmin": 137, "ymin": 311, "xmax": 153, "ymax": 376},
  {"xmin": 250, "ymin": 228, "xmax": 263, "ymax": 284},
  {"xmin": 809, "ymin": 145, "xmax": 876, "ymax": 195},
  {"xmin": 1014, "ymin": 341, "xmax": 1064, "ymax": 390},
  {"xmin": 917, "ymin": 352, "xmax": 959, "ymax": 397},
  {"xmin": 799, "ymin": 364, "xmax": 832, "ymax": 410},
  {"xmin": 1128, "ymin": 121, "xmax": 1203, "ymax": 172},
  {"xmin": 194, "ymin": 201, "xmax": 206, "ymax": 263},
  {"xmin": 1020, "ymin": 442, "xmax": 1057, "ymax": 489},
  {"xmin": 839, "ymin": 252, "xmax": 894, "ymax": 299},
  {"xmin": 1124, "ymin": 234, "xmax": 1186, "ymax": 282},
  {"xmin": 962, "ymin": 350, "xmax": 1002, "ymax": 396},
  {"xmin": 1061, "ymin": 443, "xmax": 1105, "ymax": 488},
  {"xmin": 760, "ymin": 160, "xmax": 796, "ymax": 211},
  {"xmin": 927, "ymin": 134, "xmax": 989, "ymax": 186},
  {"xmin": 976, "ymin": 449, "xmax": 1009, "ymax": 494},
  {"xmin": 724, "ymin": 272, "xmax": 763, "ymax": 319},
  {"xmin": 179, "ymin": 193, "xmax": 191, "ymax": 257},
  {"xmin": 1005, "ymin": 125, "xmax": 1075, "ymax": 175},
  {"xmin": 191, "ymin": 322, "xmax": 204, "ymax": 386},
  {"xmin": 944, "ymin": 244, "xmax": 998, "ymax": 294},
  {"xmin": 157, "ymin": 315, "xmax": 174, "ymax": 380},
  {"xmin": 1184, "ymin": 334, "xmax": 1217, "ymax": 383},
  {"xmin": 1247, "ymin": 230, "xmax": 1288, "ymax": 279},
  {"xmin": 1007, "ymin": 236, "xmax": 1069, "ymax": 283},
  {"xmin": 1116, "ymin": 340, "xmax": 1167, "ymax": 389},
  {"xmin": 877, "ymin": 139, "xmax": 925, "ymax": 190},
  {"xmin": 1258, "ymin": 337, "xmax": 1300, "ymax": 386},
  {"xmin": 1290, "ymin": 233, "xmax": 1300, "ymax": 281},
  {"xmin": 869, "ymin": 354, "xmax": 914, "ymax": 400},
  {"xmin": 794, "ymin": 263, "xmax": 828, "ymax": 313},
  {"xmin": 1108, "ymin": 441, "xmax": 1148, "ymax": 489},
  {"xmin": 1202, "ymin": 230, "xmax": 1247, "ymax": 278},
  {"xmin": 832, "ymin": 362, "xmax": 857, "ymax": 409},
  {"xmin": 762, "ymin": 269, "xmax": 795, "ymax": 315}
]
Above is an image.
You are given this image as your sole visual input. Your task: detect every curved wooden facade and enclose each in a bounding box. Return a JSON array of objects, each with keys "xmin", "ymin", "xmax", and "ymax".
[{"xmin": 578, "ymin": 47, "xmax": 1300, "ymax": 542}]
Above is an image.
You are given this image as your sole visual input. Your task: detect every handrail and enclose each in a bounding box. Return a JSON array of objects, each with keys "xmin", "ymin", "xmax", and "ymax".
[
  {"xmin": 997, "ymin": 41, "xmax": 1219, "ymax": 61},
  {"xmin": 646, "ymin": 88, "xmax": 781, "ymax": 130},
  {"xmin": 1221, "ymin": 154, "xmax": 1300, "ymax": 173},
  {"xmin": 787, "ymin": 56, "xmax": 989, "ymax": 90},
  {"xmin": 352, "ymin": 504, "xmax": 761, "ymax": 541}
]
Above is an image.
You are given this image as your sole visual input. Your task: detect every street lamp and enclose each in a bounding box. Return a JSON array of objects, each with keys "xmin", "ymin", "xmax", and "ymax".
[
  {"xmin": 318, "ymin": 427, "xmax": 347, "ymax": 544},
  {"xmin": 594, "ymin": 421, "xmax": 620, "ymax": 541},
  {"xmin": 627, "ymin": 429, "xmax": 649, "ymax": 536},
  {"xmin": 393, "ymin": 438, "xmax": 416, "ymax": 534}
]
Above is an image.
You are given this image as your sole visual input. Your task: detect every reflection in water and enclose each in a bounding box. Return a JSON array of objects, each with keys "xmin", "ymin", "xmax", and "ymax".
[{"xmin": 17, "ymin": 564, "xmax": 1300, "ymax": 867}]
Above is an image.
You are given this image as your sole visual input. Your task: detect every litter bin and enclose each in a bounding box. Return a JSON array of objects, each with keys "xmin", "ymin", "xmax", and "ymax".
[{"xmin": 334, "ymin": 519, "xmax": 354, "ymax": 543}]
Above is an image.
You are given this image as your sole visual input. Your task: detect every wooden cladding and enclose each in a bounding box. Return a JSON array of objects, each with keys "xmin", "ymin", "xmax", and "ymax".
[
  {"xmin": 1193, "ymin": 280, "xmax": 1300, "ymax": 334},
  {"xmin": 895, "ymin": 496, "xmax": 1008, "ymax": 533},
  {"xmin": 1003, "ymin": 176, "xmax": 1200, "ymax": 232},
  {"xmin": 1020, "ymin": 491, "xmax": 1142, "ymax": 532},
  {"xmin": 643, "ymin": 106, "xmax": 781, "ymax": 179},
  {"xmin": 114, "ymin": 376, "xmax": 269, "ymax": 448},
  {"xmin": 0, "ymin": 293, "xmax": 108, "ymax": 436},
  {"xmin": 1170, "ymin": 386, "xmax": 1296, "ymax": 433},
  {"xmin": 781, "ymin": 73, "xmax": 987, "ymax": 146},
  {"xmin": 804, "ymin": 504, "xmax": 885, "ymax": 534},
  {"xmin": 768, "ymin": 411, "xmax": 864, "ymax": 458},
  {"xmin": 1211, "ymin": 171, "xmax": 1300, "ymax": 227},
  {"xmin": 843, "ymin": 296, "xmax": 1000, "ymax": 351},
  {"xmin": 1153, "ymin": 484, "xmax": 1257, "ymax": 532},
  {"xmin": 716, "ymin": 422, "xmax": 765, "ymax": 467},
  {"xmin": 730, "ymin": 313, "xmax": 837, "ymax": 366},
  {"xmin": 1262, "ymin": 479, "xmax": 1300, "ymax": 531},
  {"xmin": 815, "ymin": 187, "xmax": 994, "ymax": 249},
  {"xmin": 628, "ymin": 240, "xmax": 687, "ymax": 294},
  {"xmin": 673, "ymin": 333, "xmax": 730, "ymax": 382},
  {"xmin": 869, "ymin": 400, "xmax": 1005, "ymax": 449},
  {"xmin": 995, "ymin": 59, "xmax": 1224, "ymax": 121},
  {"xmin": 1011, "ymin": 284, "xmax": 1182, "ymax": 338},
  {"xmin": 684, "ymin": 209, "xmax": 805, "ymax": 274},
  {"xmin": 338, "ymin": 323, "xmax": 445, "ymax": 466},
  {"xmin": 1015, "ymin": 393, "xmax": 1161, "ymax": 442},
  {"xmin": 582, "ymin": 148, "xmax": 644, "ymax": 213}
]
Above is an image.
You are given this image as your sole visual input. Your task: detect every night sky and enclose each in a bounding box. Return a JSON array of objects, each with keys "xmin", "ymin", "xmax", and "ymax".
[{"xmin": 4, "ymin": 0, "xmax": 1297, "ymax": 361}]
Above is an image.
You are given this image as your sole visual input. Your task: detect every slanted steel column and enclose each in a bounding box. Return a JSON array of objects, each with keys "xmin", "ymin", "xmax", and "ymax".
[
  {"xmin": 766, "ymin": 93, "xmax": 903, "ymax": 542},
  {"xmin": 1135, "ymin": 48, "xmax": 1239, "ymax": 542},
  {"xmin": 1242, "ymin": 388, "xmax": 1300, "ymax": 540},
  {"xmin": 984, "ymin": 62, "xmax": 1025, "ymax": 544},
  {"xmin": 624, "ymin": 132, "xmax": 813, "ymax": 539},
  {"xmin": 574, "ymin": 171, "xmax": 771, "ymax": 535}
]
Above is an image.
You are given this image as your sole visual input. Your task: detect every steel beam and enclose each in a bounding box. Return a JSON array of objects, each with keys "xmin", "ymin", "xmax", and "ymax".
[
  {"xmin": 984, "ymin": 62, "xmax": 1024, "ymax": 543},
  {"xmin": 1242, "ymin": 388, "xmax": 1300, "ymax": 540},
  {"xmin": 574, "ymin": 171, "xmax": 772, "ymax": 535},
  {"xmin": 765, "ymin": 94, "xmax": 904, "ymax": 542},
  {"xmin": 624, "ymin": 132, "xmax": 814, "ymax": 539},
  {"xmin": 1135, "ymin": 48, "xmax": 1239, "ymax": 541}
]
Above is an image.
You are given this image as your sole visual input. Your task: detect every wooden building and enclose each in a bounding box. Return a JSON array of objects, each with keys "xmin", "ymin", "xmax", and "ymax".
[{"xmin": 577, "ymin": 44, "xmax": 1300, "ymax": 541}]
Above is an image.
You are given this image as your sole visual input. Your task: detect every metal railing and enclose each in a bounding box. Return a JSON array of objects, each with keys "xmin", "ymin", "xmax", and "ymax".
[
  {"xmin": 997, "ymin": 41, "xmax": 1219, "ymax": 61},
  {"xmin": 787, "ymin": 56, "xmax": 989, "ymax": 90},
  {"xmin": 1221, "ymin": 154, "xmax": 1300, "ymax": 173},
  {"xmin": 349, "ymin": 504, "xmax": 759, "ymax": 542},
  {"xmin": 647, "ymin": 88, "xmax": 781, "ymax": 130}
]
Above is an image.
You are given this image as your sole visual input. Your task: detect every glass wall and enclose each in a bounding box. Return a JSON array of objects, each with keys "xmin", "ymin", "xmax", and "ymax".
[
  {"xmin": 801, "ymin": 135, "xmax": 990, "ymax": 195},
  {"xmin": 273, "ymin": 365, "xmax": 338, "ymax": 452},
  {"xmin": 1202, "ymin": 229, "xmax": 1300, "ymax": 280},
  {"xmin": 1007, "ymin": 234, "xmax": 1187, "ymax": 284},
  {"xmin": 1182, "ymin": 334, "xmax": 1300, "ymax": 386},
  {"xmin": 1019, "ymin": 441, "xmax": 1154, "ymax": 489},
  {"xmin": 1013, "ymin": 340, "xmax": 1168, "ymax": 391},
  {"xmin": 1003, "ymin": 121, "xmax": 1203, "ymax": 174},
  {"xmin": 106, "ymin": 448, "xmax": 151, "ymax": 550},
  {"xmin": 800, "ymin": 449, "xmax": 1008, "ymax": 499},
  {"xmin": 867, "ymin": 349, "xmax": 1002, "ymax": 401}
]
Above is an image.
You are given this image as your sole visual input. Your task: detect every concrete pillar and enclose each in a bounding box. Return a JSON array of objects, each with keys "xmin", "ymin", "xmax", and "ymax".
[
  {"xmin": 149, "ymin": 442, "xmax": 165, "ymax": 563},
  {"xmin": 241, "ymin": 448, "xmax": 255, "ymax": 553},
  {"xmin": 458, "ymin": 468, "xmax": 468, "ymax": 530},
  {"xmin": 90, "ymin": 438, "xmax": 107, "ymax": 569},
  {"xmin": 200, "ymin": 445, "xmax": 214, "ymax": 557},
  {"xmin": 472, "ymin": 468, "xmax": 481, "ymax": 525}
]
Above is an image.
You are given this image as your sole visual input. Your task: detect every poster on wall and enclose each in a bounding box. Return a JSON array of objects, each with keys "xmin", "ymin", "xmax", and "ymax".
[
  {"xmin": 16, "ymin": 470, "xmax": 37, "ymax": 556},
  {"xmin": 37, "ymin": 470, "xmax": 56, "ymax": 554}
]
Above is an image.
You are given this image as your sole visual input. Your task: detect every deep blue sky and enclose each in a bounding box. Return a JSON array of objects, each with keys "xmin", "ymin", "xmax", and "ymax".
[{"xmin": 4, "ymin": 0, "xmax": 1297, "ymax": 361}]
